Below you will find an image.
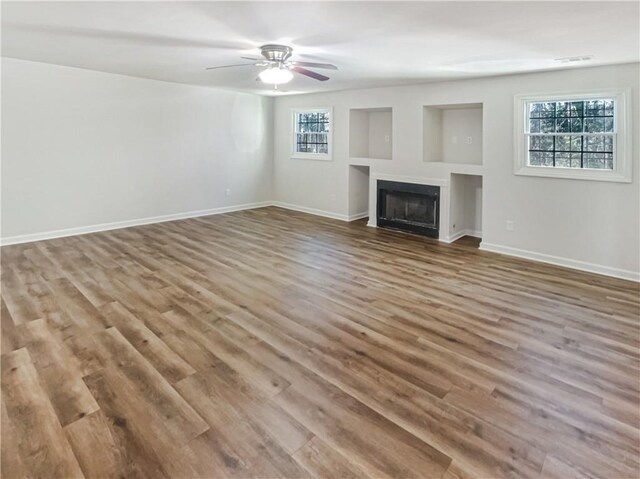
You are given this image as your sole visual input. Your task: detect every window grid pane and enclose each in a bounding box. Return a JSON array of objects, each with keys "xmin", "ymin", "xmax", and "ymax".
[
  {"xmin": 527, "ymin": 99, "xmax": 615, "ymax": 170},
  {"xmin": 295, "ymin": 111, "xmax": 330, "ymax": 155}
]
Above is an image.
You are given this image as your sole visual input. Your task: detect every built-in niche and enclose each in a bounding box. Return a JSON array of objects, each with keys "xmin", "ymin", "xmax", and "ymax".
[
  {"xmin": 449, "ymin": 173, "xmax": 482, "ymax": 241},
  {"xmin": 423, "ymin": 103, "xmax": 483, "ymax": 165},
  {"xmin": 348, "ymin": 165, "xmax": 370, "ymax": 220},
  {"xmin": 349, "ymin": 107, "xmax": 393, "ymax": 160}
]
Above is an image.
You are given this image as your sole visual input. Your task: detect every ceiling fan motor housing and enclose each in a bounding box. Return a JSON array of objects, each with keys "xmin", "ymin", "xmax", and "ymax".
[
  {"xmin": 205, "ymin": 44, "xmax": 334, "ymax": 83},
  {"xmin": 260, "ymin": 44, "xmax": 293, "ymax": 64}
]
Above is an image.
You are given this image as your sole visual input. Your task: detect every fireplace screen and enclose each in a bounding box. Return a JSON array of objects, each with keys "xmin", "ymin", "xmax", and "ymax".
[
  {"xmin": 377, "ymin": 180, "xmax": 440, "ymax": 238},
  {"xmin": 381, "ymin": 191, "xmax": 437, "ymax": 228}
]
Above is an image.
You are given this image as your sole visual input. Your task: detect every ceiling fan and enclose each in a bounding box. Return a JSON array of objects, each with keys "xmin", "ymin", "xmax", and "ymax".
[{"xmin": 205, "ymin": 44, "xmax": 337, "ymax": 86}]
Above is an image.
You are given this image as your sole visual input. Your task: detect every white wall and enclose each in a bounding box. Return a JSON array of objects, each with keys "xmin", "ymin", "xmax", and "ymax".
[
  {"xmin": 449, "ymin": 174, "xmax": 482, "ymax": 238},
  {"xmin": 1, "ymin": 57, "xmax": 273, "ymax": 241},
  {"xmin": 464, "ymin": 175, "xmax": 483, "ymax": 235},
  {"xmin": 349, "ymin": 108, "xmax": 392, "ymax": 160},
  {"xmin": 368, "ymin": 111, "xmax": 392, "ymax": 160},
  {"xmin": 422, "ymin": 107, "xmax": 443, "ymax": 163},
  {"xmin": 3, "ymin": 57, "xmax": 638, "ymax": 280},
  {"xmin": 273, "ymin": 63, "xmax": 640, "ymax": 279},
  {"xmin": 441, "ymin": 108, "xmax": 483, "ymax": 165},
  {"xmin": 349, "ymin": 109, "xmax": 369, "ymax": 158},
  {"xmin": 449, "ymin": 173, "xmax": 467, "ymax": 238},
  {"xmin": 348, "ymin": 165, "xmax": 370, "ymax": 217}
]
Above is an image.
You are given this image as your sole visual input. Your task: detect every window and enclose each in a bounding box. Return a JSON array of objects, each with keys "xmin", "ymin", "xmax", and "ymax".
[
  {"xmin": 514, "ymin": 91, "xmax": 631, "ymax": 182},
  {"xmin": 528, "ymin": 99, "xmax": 614, "ymax": 169},
  {"xmin": 292, "ymin": 108, "xmax": 332, "ymax": 160}
]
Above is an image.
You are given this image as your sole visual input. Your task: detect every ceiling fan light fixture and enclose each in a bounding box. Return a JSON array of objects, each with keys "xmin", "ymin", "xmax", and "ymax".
[
  {"xmin": 258, "ymin": 66, "xmax": 293, "ymax": 85},
  {"xmin": 206, "ymin": 44, "xmax": 336, "ymax": 84}
]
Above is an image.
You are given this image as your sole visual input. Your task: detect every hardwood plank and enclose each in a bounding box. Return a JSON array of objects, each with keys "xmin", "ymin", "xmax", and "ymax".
[
  {"xmin": 292, "ymin": 436, "xmax": 367, "ymax": 479},
  {"xmin": 162, "ymin": 307, "xmax": 290, "ymax": 396},
  {"xmin": 179, "ymin": 429, "xmax": 241, "ymax": 479},
  {"xmin": 1, "ymin": 399, "xmax": 31, "ymax": 479},
  {"xmin": 175, "ymin": 374, "xmax": 310, "ymax": 478},
  {"xmin": 22, "ymin": 318, "xmax": 100, "ymax": 426},
  {"xmin": 1, "ymin": 206, "xmax": 638, "ymax": 479},
  {"xmin": 81, "ymin": 368, "xmax": 176, "ymax": 478},
  {"xmin": 225, "ymin": 308, "xmax": 546, "ymax": 478},
  {"xmin": 148, "ymin": 313, "xmax": 313, "ymax": 456},
  {"xmin": 98, "ymin": 301, "xmax": 196, "ymax": 384},
  {"xmin": 91, "ymin": 327, "xmax": 209, "ymax": 445},
  {"xmin": 1, "ymin": 297, "xmax": 25, "ymax": 353},
  {"xmin": 442, "ymin": 461, "xmax": 477, "ymax": 479},
  {"xmin": 274, "ymin": 379, "xmax": 451, "ymax": 478},
  {"xmin": 45, "ymin": 277, "xmax": 110, "ymax": 333},
  {"xmin": 63, "ymin": 410, "xmax": 133, "ymax": 479},
  {"xmin": 445, "ymin": 386, "xmax": 639, "ymax": 476},
  {"xmin": 1, "ymin": 348, "xmax": 84, "ymax": 479},
  {"xmin": 1, "ymin": 266, "xmax": 41, "ymax": 324}
]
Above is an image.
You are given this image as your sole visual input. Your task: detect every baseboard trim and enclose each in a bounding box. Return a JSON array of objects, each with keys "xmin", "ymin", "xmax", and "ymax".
[
  {"xmin": 441, "ymin": 231, "xmax": 465, "ymax": 244},
  {"xmin": 348, "ymin": 212, "xmax": 369, "ymax": 221},
  {"xmin": 440, "ymin": 229, "xmax": 483, "ymax": 244},
  {"xmin": 5, "ymin": 203, "xmax": 636, "ymax": 282},
  {"xmin": 480, "ymin": 242, "xmax": 640, "ymax": 282},
  {"xmin": 2, "ymin": 201, "xmax": 363, "ymax": 246},
  {"xmin": 466, "ymin": 229, "xmax": 482, "ymax": 238},
  {"xmin": 1, "ymin": 201, "xmax": 272, "ymax": 246},
  {"xmin": 271, "ymin": 202, "xmax": 352, "ymax": 222},
  {"xmin": 366, "ymin": 222, "xmax": 482, "ymax": 243}
]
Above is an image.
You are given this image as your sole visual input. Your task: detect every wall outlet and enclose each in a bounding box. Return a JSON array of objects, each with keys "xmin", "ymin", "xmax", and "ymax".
[
  {"xmin": 506, "ymin": 220, "xmax": 514, "ymax": 232},
  {"xmin": 330, "ymin": 193, "xmax": 336, "ymax": 201},
  {"xmin": 384, "ymin": 135, "xmax": 390, "ymax": 143},
  {"xmin": 225, "ymin": 188, "xmax": 231, "ymax": 197},
  {"xmin": 466, "ymin": 136, "xmax": 473, "ymax": 144}
]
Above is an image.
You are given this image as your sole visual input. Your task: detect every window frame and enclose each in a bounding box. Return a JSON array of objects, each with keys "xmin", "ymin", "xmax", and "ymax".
[
  {"xmin": 291, "ymin": 107, "xmax": 333, "ymax": 161},
  {"xmin": 513, "ymin": 90, "xmax": 631, "ymax": 183}
]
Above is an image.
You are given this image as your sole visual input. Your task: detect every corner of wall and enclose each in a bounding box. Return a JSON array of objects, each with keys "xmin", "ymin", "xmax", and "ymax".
[{"xmin": 264, "ymin": 95, "xmax": 277, "ymax": 203}]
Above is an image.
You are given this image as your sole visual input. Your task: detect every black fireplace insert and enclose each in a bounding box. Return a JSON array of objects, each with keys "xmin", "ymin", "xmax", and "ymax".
[{"xmin": 377, "ymin": 180, "xmax": 440, "ymax": 238}]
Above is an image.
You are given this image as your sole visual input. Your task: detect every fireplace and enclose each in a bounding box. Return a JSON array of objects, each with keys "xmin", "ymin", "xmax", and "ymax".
[{"xmin": 377, "ymin": 180, "xmax": 440, "ymax": 238}]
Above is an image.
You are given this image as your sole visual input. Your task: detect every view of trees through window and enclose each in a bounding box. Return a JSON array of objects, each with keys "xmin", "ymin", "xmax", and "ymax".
[
  {"xmin": 527, "ymin": 99, "xmax": 614, "ymax": 170},
  {"xmin": 295, "ymin": 111, "xmax": 329, "ymax": 154}
]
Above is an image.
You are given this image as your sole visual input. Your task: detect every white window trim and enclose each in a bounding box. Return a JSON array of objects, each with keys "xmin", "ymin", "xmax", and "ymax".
[
  {"xmin": 291, "ymin": 107, "xmax": 333, "ymax": 161},
  {"xmin": 513, "ymin": 89, "xmax": 632, "ymax": 183}
]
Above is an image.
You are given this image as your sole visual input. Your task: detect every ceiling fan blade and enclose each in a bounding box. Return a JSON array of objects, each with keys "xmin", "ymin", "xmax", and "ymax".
[
  {"xmin": 205, "ymin": 63, "xmax": 258, "ymax": 70},
  {"xmin": 241, "ymin": 56, "xmax": 261, "ymax": 61},
  {"xmin": 291, "ymin": 67, "xmax": 330, "ymax": 81},
  {"xmin": 291, "ymin": 61, "xmax": 338, "ymax": 70}
]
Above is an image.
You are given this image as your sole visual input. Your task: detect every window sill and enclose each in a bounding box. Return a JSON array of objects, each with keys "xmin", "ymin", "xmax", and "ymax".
[
  {"xmin": 291, "ymin": 155, "xmax": 333, "ymax": 162},
  {"xmin": 514, "ymin": 165, "xmax": 631, "ymax": 183}
]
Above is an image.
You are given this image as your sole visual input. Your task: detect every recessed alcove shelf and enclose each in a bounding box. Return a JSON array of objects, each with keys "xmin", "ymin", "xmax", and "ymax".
[
  {"xmin": 349, "ymin": 107, "xmax": 393, "ymax": 160},
  {"xmin": 449, "ymin": 173, "xmax": 483, "ymax": 242},
  {"xmin": 423, "ymin": 103, "xmax": 483, "ymax": 165}
]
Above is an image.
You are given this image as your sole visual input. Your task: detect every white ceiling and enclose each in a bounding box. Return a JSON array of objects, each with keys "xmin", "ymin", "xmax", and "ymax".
[{"xmin": 2, "ymin": 1, "xmax": 639, "ymax": 96}]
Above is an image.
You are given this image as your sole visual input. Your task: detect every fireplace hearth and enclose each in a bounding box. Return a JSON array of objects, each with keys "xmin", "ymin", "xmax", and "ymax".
[{"xmin": 377, "ymin": 180, "xmax": 440, "ymax": 238}]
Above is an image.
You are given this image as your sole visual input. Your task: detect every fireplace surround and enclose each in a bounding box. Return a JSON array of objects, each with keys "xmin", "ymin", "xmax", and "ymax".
[{"xmin": 377, "ymin": 180, "xmax": 440, "ymax": 238}]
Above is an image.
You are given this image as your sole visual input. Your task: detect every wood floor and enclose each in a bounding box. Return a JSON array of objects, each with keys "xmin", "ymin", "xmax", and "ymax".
[{"xmin": 2, "ymin": 206, "xmax": 639, "ymax": 479}]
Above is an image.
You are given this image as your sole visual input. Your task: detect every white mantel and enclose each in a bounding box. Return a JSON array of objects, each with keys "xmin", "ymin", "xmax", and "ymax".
[{"xmin": 366, "ymin": 172, "xmax": 452, "ymax": 240}]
